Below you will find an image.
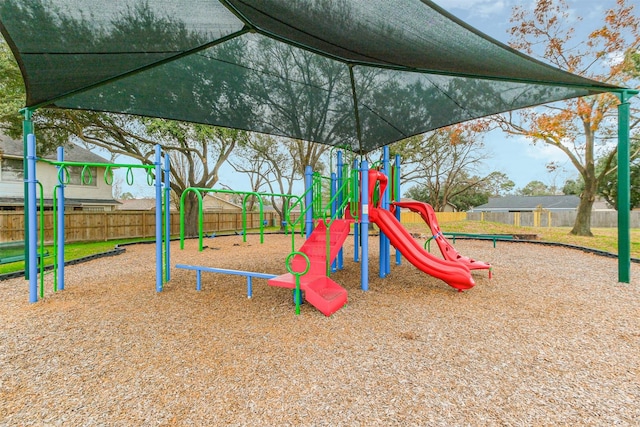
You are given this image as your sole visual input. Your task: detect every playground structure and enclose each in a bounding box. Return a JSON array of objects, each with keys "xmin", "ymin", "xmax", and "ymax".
[
  {"xmin": 23, "ymin": 134, "xmax": 491, "ymax": 316},
  {"xmin": 22, "ymin": 134, "xmax": 172, "ymax": 303},
  {"xmin": 393, "ymin": 200, "xmax": 492, "ymax": 276},
  {"xmin": 178, "ymin": 147, "xmax": 491, "ymax": 316}
]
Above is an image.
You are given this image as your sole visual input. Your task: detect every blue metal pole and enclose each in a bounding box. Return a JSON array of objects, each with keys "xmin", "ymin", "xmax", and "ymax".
[
  {"xmin": 360, "ymin": 160, "xmax": 369, "ymax": 291},
  {"xmin": 22, "ymin": 109, "xmax": 33, "ymax": 279},
  {"xmin": 155, "ymin": 145, "xmax": 163, "ymax": 292},
  {"xmin": 337, "ymin": 150, "xmax": 344, "ymax": 270},
  {"xmin": 57, "ymin": 147, "xmax": 65, "ymax": 291},
  {"xmin": 27, "ymin": 134, "xmax": 38, "ymax": 303},
  {"xmin": 394, "ymin": 154, "xmax": 402, "ymax": 266},
  {"xmin": 304, "ymin": 165, "xmax": 313, "ymax": 238},
  {"xmin": 354, "ymin": 159, "xmax": 360, "ymax": 263},
  {"xmin": 164, "ymin": 152, "xmax": 171, "ymax": 283}
]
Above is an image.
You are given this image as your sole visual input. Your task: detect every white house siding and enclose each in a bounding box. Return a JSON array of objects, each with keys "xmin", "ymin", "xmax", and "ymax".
[{"xmin": 0, "ymin": 159, "xmax": 113, "ymax": 201}]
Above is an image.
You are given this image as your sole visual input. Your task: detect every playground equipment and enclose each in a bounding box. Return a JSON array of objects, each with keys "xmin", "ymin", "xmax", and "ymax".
[
  {"xmin": 367, "ymin": 169, "xmax": 476, "ymax": 291},
  {"xmin": 393, "ymin": 200, "xmax": 492, "ymax": 276},
  {"xmin": 267, "ymin": 218, "xmax": 351, "ymax": 316},
  {"xmin": 22, "ymin": 132, "xmax": 492, "ymax": 313},
  {"xmin": 176, "ymin": 146, "xmax": 494, "ymax": 315},
  {"xmin": 23, "ymin": 134, "xmax": 171, "ymax": 302},
  {"xmin": 179, "ymin": 187, "xmax": 300, "ymax": 250}
]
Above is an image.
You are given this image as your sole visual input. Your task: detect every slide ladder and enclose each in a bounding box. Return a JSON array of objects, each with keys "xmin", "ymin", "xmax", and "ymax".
[{"xmin": 268, "ymin": 219, "xmax": 350, "ymax": 316}]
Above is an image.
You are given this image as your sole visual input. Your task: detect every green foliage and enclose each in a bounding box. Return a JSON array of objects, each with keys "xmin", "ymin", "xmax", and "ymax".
[
  {"xmin": 405, "ymin": 169, "xmax": 513, "ymax": 211},
  {"xmin": 0, "ymin": 38, "xmax": 23, "ymax": 136},
  {"xmin": 390, "ymin": 127, "xmax": 508, "ymax": 211},
  {"xmin": 597, "ymin": 139, "xmax": 640, "ymax": 210},
  {"xmin": 517, "ymin": 180, "xmax": 554, "ymax": 196},
  {"xmin": 562, "ymin": 177, "xmax": 584, "ymax": 195}
]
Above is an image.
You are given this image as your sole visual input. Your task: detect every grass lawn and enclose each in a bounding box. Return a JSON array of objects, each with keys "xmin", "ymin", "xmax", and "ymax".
[
  {"xmin": 2, "ymin": 222, "xmax": 637, "ymax": 276},
  {"xmin": 408, "ymin": 220, "xmax": 640, "ymax": 259},
  {"xmin": 0, "ymin": 238, "xmax": 154, "ymax": 275}
]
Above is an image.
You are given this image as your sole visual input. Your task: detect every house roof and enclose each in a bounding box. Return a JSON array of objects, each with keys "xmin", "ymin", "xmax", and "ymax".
[
  {"xmin": 0, "ymin": 134, "xmax": 110, "ymax": 164},
  {"xmin": 116, "ymin": 199, "xmax": 159, "ymax": 211},
  {"xmin": 471, "ymin": 195, "xmax": 580, "ymax": 212}
]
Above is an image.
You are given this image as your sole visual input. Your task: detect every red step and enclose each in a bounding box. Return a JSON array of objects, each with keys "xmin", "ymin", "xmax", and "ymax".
[
  {"xmin": 268, "ymin": 219, "xmax": 351, "ymax": 315},
  {"xmin": 267, "ymin": 273, "xmax": 348, "ymax": 316},
  {"xmin": 304, "ymin": 276, "xmax": 348, "ymax": 317}
]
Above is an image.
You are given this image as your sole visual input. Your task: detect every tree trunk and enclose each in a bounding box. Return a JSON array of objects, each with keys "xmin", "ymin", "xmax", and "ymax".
[
  {"xmin": 181, "ymin": 193, "xmax": 201, "ymax": 237},
  {"xmin": 570, "ymin": 187, "xmax": 595, "ymax": 237}
]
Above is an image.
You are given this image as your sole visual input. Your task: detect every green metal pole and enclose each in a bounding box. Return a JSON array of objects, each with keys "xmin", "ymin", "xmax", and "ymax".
[
  {"xmin": 617, "ymin": 91, "xmax": 632, "ymax": 283},
  {"xmin": 21, "ymin": 108, "xmax": 33, "ymax": 279}
]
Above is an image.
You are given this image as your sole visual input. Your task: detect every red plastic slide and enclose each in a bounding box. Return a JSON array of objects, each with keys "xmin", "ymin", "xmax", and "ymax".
[
  {"xmin": 393, "ymin": 201, "xmax": 491, "ymax": 274},
  {"xmin": 370, "ymin": 206, "xmax": 475, "ymax": 291}
]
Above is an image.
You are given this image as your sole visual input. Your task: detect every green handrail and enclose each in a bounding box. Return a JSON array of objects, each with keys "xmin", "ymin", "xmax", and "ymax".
[
  {"xmin": 52, "ymin": 185, "xmax": 61, "ymax": 292},
  {"xmin": 284, "ymin": 168, "xmax": 360, "ymax": 276},
  {"xmin": 36, "ymin": 181, "xmax": 45, "ymax": 298},
  {"xmin": 285, "ymin": 251, "xmax": 310, "ymax": 315},
  {"xmin": 42, "ymin": 159, "xmax": 156, "ymax": 186},
  {"xmin": 179, "ymin": 187, "xmax": 302, "ymax": 250}
]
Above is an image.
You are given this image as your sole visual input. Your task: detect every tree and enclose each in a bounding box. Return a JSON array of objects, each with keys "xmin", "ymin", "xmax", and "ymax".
[
  {"xmin": 562, "ymin": 177, "xmax": 584, "ymax": 195},
  {"xmin": 389, "ymin": 126, "xmax": 497, "ymax": 211},
  {"xmin": 482, "ymin": 171, "xmax": 516, "ymax": 197},
  {"xmin": 518, "ymin": 180, "xmax": 554, "ymax": 196},
  {"xmin": 0, "ymin": 3, "xmax": 251, "ymax": 236},
  {"xmin": 229, "ymin": 134, "xmax": 329, "ymax": 229},
  {"xmin": 597, "ymin": 139, "xmax": 640, "ymax": 209},
  {"xmin": 498, "ymin": 0, "xmax": 640, "ymax": 236},
  {"xmin": 0, "ymin": 38, "xmax": 23, "ymax": 136},
  {"xmin": 405, "ymin": 170, "xmax": 514, "ymax": 211}
]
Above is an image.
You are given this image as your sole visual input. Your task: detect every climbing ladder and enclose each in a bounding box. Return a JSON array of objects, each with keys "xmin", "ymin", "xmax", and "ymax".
[{"xmin": 268, "ymin": 219, "xmax": 351, "ymax": 316}]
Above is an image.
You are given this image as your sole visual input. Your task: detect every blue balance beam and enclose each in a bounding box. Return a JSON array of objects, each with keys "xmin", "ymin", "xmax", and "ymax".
[{"xmin": 175, "ymin": 264, "xmax": 276, "ymax": 298}]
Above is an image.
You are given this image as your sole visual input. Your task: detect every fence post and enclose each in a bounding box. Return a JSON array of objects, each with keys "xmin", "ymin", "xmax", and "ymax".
[{"xmin": 103, "ymin": 212, "xmax": 107, "ymax": 241}]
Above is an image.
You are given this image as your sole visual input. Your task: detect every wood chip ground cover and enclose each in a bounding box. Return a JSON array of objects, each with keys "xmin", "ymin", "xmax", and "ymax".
[{"xmin": 0, "ymin": 234, "xmax": 638, "ymax": 426}]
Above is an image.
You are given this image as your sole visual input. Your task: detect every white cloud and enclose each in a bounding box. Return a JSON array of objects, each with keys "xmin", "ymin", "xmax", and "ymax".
[{"xmin": 523, "ymin": 142, "xmax": 567, "ymax": 163}]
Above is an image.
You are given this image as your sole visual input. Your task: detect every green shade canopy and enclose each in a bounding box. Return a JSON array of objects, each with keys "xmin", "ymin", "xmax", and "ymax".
[{"xmin": 0, "ymin": 0, "xmax": 622, "ymax": 154}]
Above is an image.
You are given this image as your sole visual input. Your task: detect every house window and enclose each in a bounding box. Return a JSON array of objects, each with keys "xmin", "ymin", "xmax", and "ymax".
[
  {"xmin": 67, "ymin": 166, "xmax": 98, "ymax": 186},
  {"xmin": 1, "ymin": 158, "xmax": 24, "ymax": 181}
]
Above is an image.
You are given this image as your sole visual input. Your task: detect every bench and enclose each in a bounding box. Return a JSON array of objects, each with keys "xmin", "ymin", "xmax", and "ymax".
[
  {"xmin": 0, "ymin": 241, "xmax": 50, "ymax": 265},
  {"xmin": 441, "ymin": 232, "xmax": 514, "ymax": 248},
  {"xmin": 175, "ymin": 264, "xmax": 276, "ymax": 298}
]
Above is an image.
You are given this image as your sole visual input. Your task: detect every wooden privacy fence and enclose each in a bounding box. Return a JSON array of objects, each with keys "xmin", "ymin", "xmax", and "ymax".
[
  {"xmin": 467, "ymin": 211, "xmax": 640, "ymax": 228},
  {"xmin": 0, "ymin": 211, "xmax": 285, "ymax": 243},
  {"xmin": 4, "ymin": 209, "xmax": 633, "ymax": 243}
]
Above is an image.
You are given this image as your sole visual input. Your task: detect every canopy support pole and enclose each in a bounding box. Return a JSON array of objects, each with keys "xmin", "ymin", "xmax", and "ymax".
[{"xmin": 617, "ymin": 91, "xmax": 634, "ymax": 283}]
